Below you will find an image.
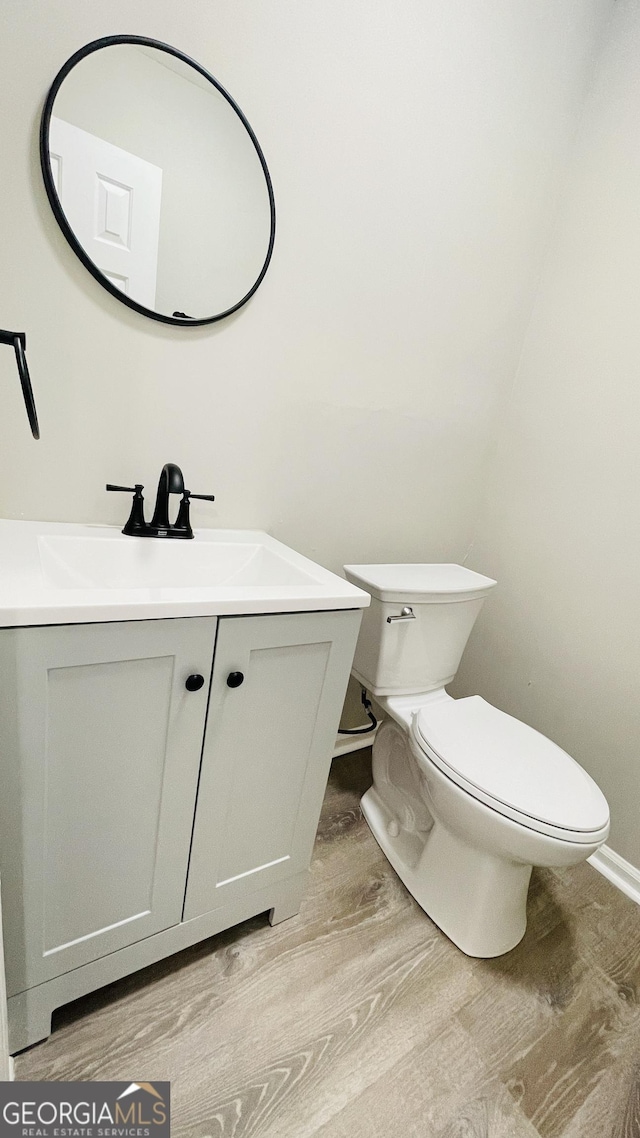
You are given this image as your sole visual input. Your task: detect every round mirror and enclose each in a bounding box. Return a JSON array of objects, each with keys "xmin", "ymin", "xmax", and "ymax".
[{"xmin": 40, "ymin": 36, "xmax": 275, "ymax": 326}]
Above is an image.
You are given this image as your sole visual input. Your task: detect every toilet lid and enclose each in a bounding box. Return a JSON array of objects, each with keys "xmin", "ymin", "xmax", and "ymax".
[{"xmin": 414, "ymin": 696, "xmax": 609, "ymax": 836}]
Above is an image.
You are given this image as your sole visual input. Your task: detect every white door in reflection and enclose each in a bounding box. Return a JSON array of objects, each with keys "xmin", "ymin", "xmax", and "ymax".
[{"xmin": 49, "ymin": 116, "xmax": 162, "ymax": 309}]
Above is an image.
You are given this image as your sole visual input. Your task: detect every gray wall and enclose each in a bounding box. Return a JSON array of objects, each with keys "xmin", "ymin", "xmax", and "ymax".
[
  {"xmin": 0, "ymin": 0, "xmax": 608, "ymax": 575},
  {"xmin": 455, "ymin": 0, "xmax": 640, "ymax": 870}
]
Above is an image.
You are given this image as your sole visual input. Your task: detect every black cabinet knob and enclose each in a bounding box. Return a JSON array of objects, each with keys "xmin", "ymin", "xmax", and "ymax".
[
  {"xmin": 185, "ymin": 674, "xmax": 205, "ymax": 692},
  {"xmin": 227, "ymin": 671, "xmax": 244, "ymax": 688}
]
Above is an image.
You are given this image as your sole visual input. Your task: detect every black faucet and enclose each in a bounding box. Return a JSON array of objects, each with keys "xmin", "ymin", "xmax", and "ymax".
[{"xmin": 106, "ymin": 464, "xmax": 215, "ymax": 539}]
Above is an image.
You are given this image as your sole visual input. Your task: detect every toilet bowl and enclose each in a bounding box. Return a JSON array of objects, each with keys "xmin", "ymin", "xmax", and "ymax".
[{"xmin": 343, "ymin": 564, "xmax": 610, "ymax": 958}]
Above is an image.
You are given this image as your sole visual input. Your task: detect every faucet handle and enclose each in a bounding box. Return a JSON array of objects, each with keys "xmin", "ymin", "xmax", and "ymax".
[
  {"xmin": 174, "ymin": 490, "xmax": 194, "ymax": 539},
  {"xmin": 173, "ymin": 489, "xmax": 216, "ymax": 540},
  {"xmin": 106, "ymin": 483, "xmax": 148, "ymax": 537}
]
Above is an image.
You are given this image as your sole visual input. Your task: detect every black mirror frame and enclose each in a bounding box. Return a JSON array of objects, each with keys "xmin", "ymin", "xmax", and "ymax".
[{"xmin": 39, "ymin": 35, "xmax": 276, "ymax": 327}]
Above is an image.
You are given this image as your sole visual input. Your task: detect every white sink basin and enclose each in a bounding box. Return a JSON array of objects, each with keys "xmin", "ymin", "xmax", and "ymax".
[
  {"xmin": 38, "ymin": 535, "xmax": 320, "ymax": 590},
  {"xmin": 0, "ymin": 520, "xmax": 370, "ymax": 626}
]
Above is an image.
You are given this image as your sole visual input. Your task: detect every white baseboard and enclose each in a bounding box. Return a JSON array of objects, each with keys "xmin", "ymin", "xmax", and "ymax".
[{"xmin": 588, "ymin": 844, "xmax": 640, "ymax": 907}]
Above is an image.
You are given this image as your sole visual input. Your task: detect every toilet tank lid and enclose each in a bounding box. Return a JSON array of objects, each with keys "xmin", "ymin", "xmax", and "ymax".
[
  {"xmin": 415, "ymin": 696, "xmax": 610, "ymax": 834},
  {"xmin": 343, "ymin": 563, "xmax": 497, "ymax": 603}
]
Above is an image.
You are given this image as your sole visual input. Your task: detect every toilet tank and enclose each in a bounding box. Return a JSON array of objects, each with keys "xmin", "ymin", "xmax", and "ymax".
[{"xmin": 343, "ymin": 564, "xmax": 497, "ymax": 696}]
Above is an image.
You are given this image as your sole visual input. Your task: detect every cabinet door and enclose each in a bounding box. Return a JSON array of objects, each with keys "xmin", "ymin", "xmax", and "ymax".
[
  {"xmin": 0, "ymin": 618, "xmax": 216, "ymax": 995},
  {"xmin": 183, "ymin": 609, "xmax": 361, "ymax": 920}
]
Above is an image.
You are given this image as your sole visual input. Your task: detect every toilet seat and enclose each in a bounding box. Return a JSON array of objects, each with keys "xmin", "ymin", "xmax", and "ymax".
[{"xmin": 412, "ymin": 695, "xmax": 610, "ymax": 843}]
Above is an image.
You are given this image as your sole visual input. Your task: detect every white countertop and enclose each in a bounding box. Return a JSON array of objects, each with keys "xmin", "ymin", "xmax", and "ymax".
[{"xmin": 0, "ymin": 519, "xmax": 370, "ymax": 627}]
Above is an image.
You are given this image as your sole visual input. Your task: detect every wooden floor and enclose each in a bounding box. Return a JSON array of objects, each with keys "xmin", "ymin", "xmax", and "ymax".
[{"xmin": 15, "ymin": 750, "xmax": 640, "ymax": 1137}]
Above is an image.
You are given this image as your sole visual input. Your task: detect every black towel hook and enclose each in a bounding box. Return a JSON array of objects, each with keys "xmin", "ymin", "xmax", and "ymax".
[{"xmin": 0, "ymin": 328, "xmax": 40, "ymax": 439}]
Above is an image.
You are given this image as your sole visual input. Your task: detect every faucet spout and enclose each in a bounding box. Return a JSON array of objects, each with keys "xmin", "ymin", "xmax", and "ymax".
[{"xmin": 149, "ymin": 463, "xmax": 184, "ymax": 531}]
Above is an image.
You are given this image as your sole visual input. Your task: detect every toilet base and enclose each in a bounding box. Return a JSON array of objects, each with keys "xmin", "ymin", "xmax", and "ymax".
[{"xmin": 362, "ymin": 786, "xmax": 532, "ymax": 957}]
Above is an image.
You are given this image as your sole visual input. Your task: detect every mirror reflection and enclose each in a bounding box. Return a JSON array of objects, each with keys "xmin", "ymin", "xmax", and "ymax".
[{"xmin": 41, "ymin": 38, "xmax": 275, "ymax": 325}]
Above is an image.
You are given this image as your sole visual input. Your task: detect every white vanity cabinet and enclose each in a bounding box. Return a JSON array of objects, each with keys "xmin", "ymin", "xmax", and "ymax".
[{"xmin": 0, "ymin": 607, "xmax": 361, "ymax": 1052}]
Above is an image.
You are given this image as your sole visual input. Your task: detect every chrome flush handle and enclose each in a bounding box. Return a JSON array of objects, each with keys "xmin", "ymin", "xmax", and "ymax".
[{"xmin": 386, "ymin": 606, "xmax": 416, "ymax": 623}]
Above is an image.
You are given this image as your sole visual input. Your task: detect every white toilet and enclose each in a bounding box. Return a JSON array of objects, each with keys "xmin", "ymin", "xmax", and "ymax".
[{"xmin": 342, "ymin": 563, "xmax": 610, "ymax": 958}]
